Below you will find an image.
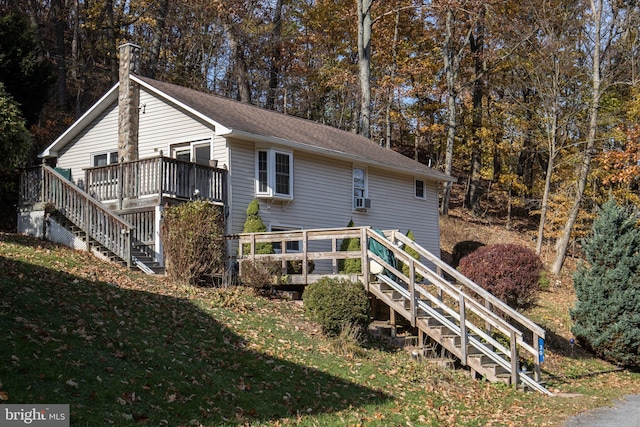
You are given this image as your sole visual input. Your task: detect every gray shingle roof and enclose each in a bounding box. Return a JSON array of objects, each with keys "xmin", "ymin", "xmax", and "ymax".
[{"xmin": 135, "ymin": 75, "xmax": 453, "ymax": 182}]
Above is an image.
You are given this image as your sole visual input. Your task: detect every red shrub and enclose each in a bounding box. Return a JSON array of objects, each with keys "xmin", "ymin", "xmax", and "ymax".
[{"xmin": 458, "ymin": 244, "xmax": 543, "ymax": 310}]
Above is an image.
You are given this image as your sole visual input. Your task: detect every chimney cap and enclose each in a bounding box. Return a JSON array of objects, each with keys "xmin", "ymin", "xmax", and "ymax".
[{"xmin": 119, "ymin": 42, "xmax": 141, "ymax": 50}]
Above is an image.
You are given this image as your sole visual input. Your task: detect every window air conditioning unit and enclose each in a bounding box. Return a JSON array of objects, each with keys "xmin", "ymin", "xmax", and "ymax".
[{"xmin": 354, "ymin": 197, "xmax": 371, "ymax": 211}]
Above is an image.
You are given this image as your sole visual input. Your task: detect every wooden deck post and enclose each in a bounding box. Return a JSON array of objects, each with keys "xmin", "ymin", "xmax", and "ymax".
[
  {"xmin": 459, "ymin": 294, "xmax": 467, "ymax": 365},
  {"xmin": 511, "ymin": 330, "xmax": 519, "ymax": 387},
  {"xmin": 361, "ymin": 227, "xmax": 370, "ymax": 290},
  {"xmin": 409, "ymin": 260, "xmax": 416, "ymax": 327}
]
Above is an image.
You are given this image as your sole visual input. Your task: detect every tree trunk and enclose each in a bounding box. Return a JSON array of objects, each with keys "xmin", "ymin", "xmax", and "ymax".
[
  {"xmin": 148, "ymin": 0, "xmax": 170, "ymax": 79},
  {"xmin": 385, "ymin": 3, "xmax": 400, "ymax": 149},
  {"xmin": 52, "ymin": 0, "xmax": 68, "ymax": 107},
  {"xmin": 465, "ymin": 13, "xmax": 485, "ymax": 213},
  {"xmin": 441, "ymin": 7, "xmax": 460, "ymax": 215},
  {"xmin": 266, "ymin": 0, "xmax": 283, "ymax": 110},
  {"xmin": 223, "ymin": 21, "xmax": 252, "ymax": 104},
  {"xmin": 552, "ymin": 0, "xmax": 602, "ymax": 274},
  {"xmin": 357, "ymin": 0, "xmax": 374, "ymax": 139},
  {"xmin": 106, "ymin": 0, "xmax": 118, "ymax": 84}
]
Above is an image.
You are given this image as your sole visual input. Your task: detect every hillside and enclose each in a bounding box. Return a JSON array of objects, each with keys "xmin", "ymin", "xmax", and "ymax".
[{"xmin": 0, "ymin": 222, "xmax": 639, "ymax": 425}]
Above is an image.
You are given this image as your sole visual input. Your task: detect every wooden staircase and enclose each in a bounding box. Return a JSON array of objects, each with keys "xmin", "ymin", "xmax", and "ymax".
[
  {"xmin": 236, "ymin": 227, "xmax": 551, "ymax": 394},
  {"xmin": 39, "ymin": 166, "xmax": 163, "ymax": 274},
  {"xmin": 365, "ymin": 229, "xmax": 550, "ymax": 394}
]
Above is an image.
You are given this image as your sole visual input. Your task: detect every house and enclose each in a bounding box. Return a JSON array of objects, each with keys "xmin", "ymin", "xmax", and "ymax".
[
  {"xmin": 16, "ymin": 44, "xmax": 555, "ymax": 393},
  {"xmin": 18, "ymin": 43, "xmax": 454, "ymax": 272}
]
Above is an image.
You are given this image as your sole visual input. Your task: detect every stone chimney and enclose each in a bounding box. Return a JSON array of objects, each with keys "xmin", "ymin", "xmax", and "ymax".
[{"xmin": 118, "ymin": 43, "xmax": 141, "ymax": 163}]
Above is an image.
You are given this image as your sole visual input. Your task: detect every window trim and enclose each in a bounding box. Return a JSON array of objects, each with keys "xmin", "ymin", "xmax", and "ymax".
[
  {"xmin": 414, "ymin": 178, "xmax": 427, "ymax": 200},
  {"xmin": 255, "ymin": 148, "xmax": 293, "ymax": 200},
  {"xmin": 353, "ymin": 166, "xmax": 369, "ymax": 212},
  {"xmin": 91, "ymin": 150, "xmax": 118, "ymax": 167},
  {"xmin": 169, "ymin": 137, "xmax": 212, "ymax": 165}
]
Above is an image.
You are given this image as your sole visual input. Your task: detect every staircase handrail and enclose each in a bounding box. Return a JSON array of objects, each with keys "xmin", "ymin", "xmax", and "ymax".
[
  {"xmin": 366, "ymin": 229, "xmax": 547, "ymax": 389},
  {"xmin": 376, "ymin": 273, "xmax": 551, "ymax": 395},
  {"xmin": 367, "ymin": 230, "xmax": 534, "ymax": 345},
  {"xmin": 391, "ymin": 231, "xmax": 546, "ymax": 339},
  {"xmin": 42, "ymin": 166, "xmax": 135, "ymax": 266}
]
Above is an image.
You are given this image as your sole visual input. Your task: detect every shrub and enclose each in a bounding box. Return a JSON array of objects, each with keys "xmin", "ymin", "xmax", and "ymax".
[
  {"xmin": 401, "ymin": 229, "xmax": 423, "ymax": 282},
  {"xmin": 239, "ymin": 258, "xmax": 282, "ymax": 296},
  {"xmin": 451, "ymin": 240, "xmax": 485, "ymax": 268},
  {"xmin": 242, "ymin": 200, "xmax": 272, "ymax": 255},
  {"xmin": 160, "ymin": 201, "xmax": 225, "ymax": 286},
  {"xmin": 341, "ymin": 235, "xmax": 362, "ymax": 274},
  {"xmin": 286, "ymin": 259, "xmax": 315, "ymax": 275},
  {"xmin": 571, "ymin": 200, "xmax": 640, "ymax": 367},
  {"xmin": 303, "ymin": 277, "xmax": 370, "ymax": 336},
  {"xmin": 458, "ymin": 243, "xmax": 543, "ymax": 310},
  {"xmin": 338, "ymin": 219, "xmax": 355, "ymax": 272}
]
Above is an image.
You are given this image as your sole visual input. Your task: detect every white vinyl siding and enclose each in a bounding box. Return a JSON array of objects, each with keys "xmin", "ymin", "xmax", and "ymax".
[
  {"xmin": 56, "ymin": 103, "xmax": 119, "ymax": 184},
  {"xmin": 54, "ymin": 87, "xmax": 223, "ymax": 186},
  {"xmin": 227, "ymin": 146, "xmax": 441, "ymax": 259}
]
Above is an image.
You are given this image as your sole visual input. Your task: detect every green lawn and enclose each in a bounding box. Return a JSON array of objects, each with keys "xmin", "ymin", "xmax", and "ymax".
[{"xmin": 1, "ymin": 233, "xmax": 639, "ymax": 426}]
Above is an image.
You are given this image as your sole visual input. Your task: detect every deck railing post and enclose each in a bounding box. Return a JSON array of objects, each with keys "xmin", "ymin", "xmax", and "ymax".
[
  {"xmin": 125, "ymin": 228, "xmax": 132, "ymax": 268},
  {"xmin": 511, "ymin": 330, "xmax": 519, "ymax": 388},
  {"xmin": 409, "ymin": 260, "xmax": 416, "ymax": 327},
  {"xmin": 302, "ymin": 230, "xmax": 308, "ymax": 284},
  {"xmin": 534, "ymin": 332, "xmax": 541, "ymax": 382},
  {"xmin": 459, "ymin": 294, "xmax": 467, "ymax": 364},
  {"xmin": 157, "ymin": 156, "xmax": 163, "ymax": 202},
  {"xmin": 118, "ymin": 162, "xmax": 124, "ymax": 210},
  {"xmin": 361, "ymin": 228, "xmax": 370, "ymax": 290}
]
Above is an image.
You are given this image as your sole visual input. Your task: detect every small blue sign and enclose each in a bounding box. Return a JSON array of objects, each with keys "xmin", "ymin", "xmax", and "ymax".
[{"xmin": 539, "ymin": 337, "xmax": 545, "ymax": 363}]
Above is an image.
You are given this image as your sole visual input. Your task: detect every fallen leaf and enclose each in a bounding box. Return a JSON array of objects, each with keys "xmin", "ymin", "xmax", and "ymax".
[
  {"xmin": 66, "ymin": 379, "xmax": 79, "ymax": 388},
  {"xmin": 0, "ymin": 391, "xmax": 8, "ymax": 401}
]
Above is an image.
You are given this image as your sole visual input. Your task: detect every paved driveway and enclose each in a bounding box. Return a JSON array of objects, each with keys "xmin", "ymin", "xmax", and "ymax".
[{"xmin": 563, "ymin": 395, "xmax": 640, "ymax": 427}]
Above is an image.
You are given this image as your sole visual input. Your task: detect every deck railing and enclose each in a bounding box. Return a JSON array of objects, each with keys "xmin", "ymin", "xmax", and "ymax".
[
  {"xmin": 19, "ymin": 165, "xmax": 43, "ymax": 204},
  {"xmin": 84, "ymin": 156, "xmax": 226, "ymax": 205},
  {"xmin": 41, "ymin": 166, "xmax": 134, "ymax": 267},
  {"xmin": 236, "ymin": 226, "xmax": 549, "ymax": 394}
]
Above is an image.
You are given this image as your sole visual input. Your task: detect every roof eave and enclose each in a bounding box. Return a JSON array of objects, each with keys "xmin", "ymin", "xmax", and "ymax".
[
  {"xmin": 131, "ymin": 75, "xmax": 230, "ymax": 133},
  {"xmin": 222, "ymin": 129, "xmax": 455, "ymax": 183},
  {"xmin": 39, "ymin": 84, "xmax": 120, "ymax": 158}
]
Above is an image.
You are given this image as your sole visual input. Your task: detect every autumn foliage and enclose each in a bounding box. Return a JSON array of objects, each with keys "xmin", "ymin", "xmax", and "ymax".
[{"xmin": 458, "ymin": 244, "xmax": 543, "ymax": 310}]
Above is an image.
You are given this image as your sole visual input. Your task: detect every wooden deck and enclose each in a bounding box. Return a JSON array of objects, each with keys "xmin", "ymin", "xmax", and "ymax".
[
  {"xmin": 236, "ymin": 227, "xmax": 550, "ymax": 394},
  {"xmin": 19, "ymin": 159, "xmax": 228, "ymax": 273}
]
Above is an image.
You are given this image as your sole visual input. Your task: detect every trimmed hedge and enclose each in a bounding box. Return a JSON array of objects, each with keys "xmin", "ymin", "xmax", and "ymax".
[{"xmin": 303, "ymin": 277, "xmax": 370, "ymax": 336}]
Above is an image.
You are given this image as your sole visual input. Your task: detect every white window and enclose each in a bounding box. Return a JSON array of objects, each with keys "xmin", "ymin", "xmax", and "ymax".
[
  {"xmin": 353, "ymin": 167, "xmax": 370, "ymax": 211},
  {"xmin": 270, "ymin": 225, "xmax": 301, "ymax": 253},
  {"xmin": 415, "ymin": 179, "xmax": 426, "ymax": 199},
  {"xmin": 92, "ymin": 150, "xmax": 118, "ymax": 167},
  {"xmin": 256, "ymin": 149, "xmax": 293, "ymax": 199},
  {"xmin": 170, "ymin": 138, "xmax": 212, "ymax": 165}
]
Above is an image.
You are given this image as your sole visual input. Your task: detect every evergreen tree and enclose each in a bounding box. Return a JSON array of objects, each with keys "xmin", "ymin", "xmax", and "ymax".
[
  {"xmin": 0, "ymin": 13, "xmax": 55, "ymax": 125},
  {"xmin": 570, "ymin": 199, "xmax": 640, "ymax": 367},
  {"xmin": 342, "ymin": 236, "xmax": 362, "ymax": 274},
  {"xmin": 338, "ymin": 219, "xmax": 355, "ymax": 272},
  {"xmin": 241, "ymin": 200, "xmax": 273, "ymax": 255},
  {"xmin": 401, "ymin": 230, "xmax": 423, "ymax": 282},
  {"xmin": 0, "ymin": 83, "xmax": 32, "ymax": 231}
]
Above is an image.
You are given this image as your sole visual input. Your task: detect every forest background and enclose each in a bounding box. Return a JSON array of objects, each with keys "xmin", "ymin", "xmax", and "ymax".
[{"xmin": 1, "ymin": 0, "xmax": 639, "ymax": 274}]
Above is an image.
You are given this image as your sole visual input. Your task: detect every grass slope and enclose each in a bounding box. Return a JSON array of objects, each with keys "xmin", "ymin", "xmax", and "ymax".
[{"xmin": 1, "ymin": 233, "xmax": 639, "ymax": 426}]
